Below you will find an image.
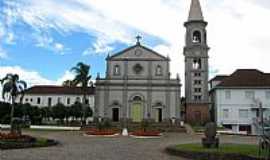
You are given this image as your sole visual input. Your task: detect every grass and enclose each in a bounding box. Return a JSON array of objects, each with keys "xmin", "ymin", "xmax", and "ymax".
[
  {"xmin": 35, "ymin": 138, "xmax": 49, "ymax": 145},
  {"xmin": 175, "ymin": 143, "xmax": 264, "ymax": 158},
  {"xmin": 192, "ymin": 125, "xmax": 225, "ymax": 132}
]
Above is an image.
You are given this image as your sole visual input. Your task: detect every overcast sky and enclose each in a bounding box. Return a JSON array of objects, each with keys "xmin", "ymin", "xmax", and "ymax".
[{"xmin": 0, "ymin": 0, "xmax": 270, "ymax": 91}]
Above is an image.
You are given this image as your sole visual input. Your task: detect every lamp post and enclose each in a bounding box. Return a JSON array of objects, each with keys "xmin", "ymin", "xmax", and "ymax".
[{"xmin": 259, "ymin": 102, "xmax": 264, "ymax": 136}]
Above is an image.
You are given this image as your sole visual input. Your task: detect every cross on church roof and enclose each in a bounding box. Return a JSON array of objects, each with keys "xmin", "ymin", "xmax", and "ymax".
[{"xmin": 136, "ymin": 35, "xmax": 142, "ymax": 44}]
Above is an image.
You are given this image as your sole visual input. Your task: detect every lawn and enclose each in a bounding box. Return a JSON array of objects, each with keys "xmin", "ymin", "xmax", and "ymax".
[{"xmin": 174, "ymin": 143, "xmax": 264, "ymax": 158}]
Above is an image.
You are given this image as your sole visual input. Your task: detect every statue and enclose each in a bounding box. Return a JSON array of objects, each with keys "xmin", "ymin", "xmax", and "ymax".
[{"xmin": 202, "ymin": 122, "xmax": 219, "ymax": 148}]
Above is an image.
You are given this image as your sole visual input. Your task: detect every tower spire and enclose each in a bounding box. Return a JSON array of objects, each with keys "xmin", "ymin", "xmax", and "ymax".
[{"xmin": 188, "ymin": 0, "xmax": 204, "ymax": 21}]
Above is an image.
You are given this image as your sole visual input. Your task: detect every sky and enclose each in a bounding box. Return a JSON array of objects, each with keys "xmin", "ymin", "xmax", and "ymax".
[{"xmin": 1, "ymin": 0, "xmax": 270, "ymax": 91}]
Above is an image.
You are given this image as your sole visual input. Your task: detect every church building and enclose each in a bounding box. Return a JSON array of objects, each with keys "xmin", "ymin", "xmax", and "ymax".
[
  {"xmin": 94, "ymin": 38, "xmax": 181, "ymax": 123},
  {"xmin": 183, "ymin": 0, "xmax": 211, "ymax": 124}
]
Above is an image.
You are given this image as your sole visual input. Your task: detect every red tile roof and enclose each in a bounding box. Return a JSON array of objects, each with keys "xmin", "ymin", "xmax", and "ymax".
[
  {"xmin": 209, "ymin": 75, "xmax": 229, "ymax": 82},
  {"xmin": 216, "ymin": 69, "xmax": 270, "ymax": 87},
  {"xmin": 24, "ymin": 85, "xmax": 95, "ymax": 95}
]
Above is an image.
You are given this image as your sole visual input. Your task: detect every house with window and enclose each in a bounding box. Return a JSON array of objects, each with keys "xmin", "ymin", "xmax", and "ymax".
[
  {"xmin": 210, "ymin": 69, "xmax": 270, "ymax": 134},
  {"xmin": 94, "ymin": 39, "xmax": 181, "ymax": 123},
  {"xmin": 21, "ymin": 85, "xmax": 95, "ymax": 109}
]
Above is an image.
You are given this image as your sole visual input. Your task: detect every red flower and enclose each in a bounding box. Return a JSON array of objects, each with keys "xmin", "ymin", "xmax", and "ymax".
[
  {"xmin": 85, "ymin": 129, "xmax": 119, "ymax": 136},
  {"xmin": 131, "ymin": 130, "xmax": 161, "ymax": 136}
]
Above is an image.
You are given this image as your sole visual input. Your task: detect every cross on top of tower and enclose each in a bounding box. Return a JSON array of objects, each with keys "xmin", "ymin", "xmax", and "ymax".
[{"xmin": 136, "ymin": 35, "xmax": 142, "ymax": 44}]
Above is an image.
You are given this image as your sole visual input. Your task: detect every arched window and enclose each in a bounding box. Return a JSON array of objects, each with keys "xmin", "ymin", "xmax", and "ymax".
[
  {"xmin": 133, "ymin": 96, "xmax": 142, "ymax": 101},
  {"xmin": 156, "ymin": 65, "xmax": 162, "ymax": 76},
  {"xmin": 67, "ymin": 98, "xmax": 70, "ymax": 105},
  {"xmin": 76, "ymin": 97, "xmax": 81, "ymax": 103},
  {"xmin": 192, "ymin": 58, "xmax": 202, "ymax": 69},
  {"xmin": 204, "ymin": 31, "xmax": 207, "ymax": 43},
  {"xmin": 192, "ymin": 31, "xmax": 201, "ymax": 43},
  {"xmin": 48, "ymin": 97, "xmax": 52, "ymax": 107},
  {"xmin": 114, "ymin": 65, "xmax": 120, "ymax": 75},
  {"xmin": 57, "ymin": 97, "xmax": 62, "ymax": 103},
  {"xmin": 37, "ymin": 97, "xmax": 41, "ymax": 104}
]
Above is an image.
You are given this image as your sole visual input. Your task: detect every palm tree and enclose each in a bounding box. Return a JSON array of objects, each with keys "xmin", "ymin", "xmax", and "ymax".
[
  {"xmin": 70, "ymin": 62, "xmax": 91, "ymax": 125},
  {"xmin": 1, "ymin": 73, "xmax": 27, "ymax": 133},
  {"xmin": 62, "ymin": 80, "xmax": 74, "ymax": 87}
]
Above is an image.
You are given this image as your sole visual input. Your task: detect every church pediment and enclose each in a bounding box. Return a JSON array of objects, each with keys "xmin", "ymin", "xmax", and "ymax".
[{"xmin": 108, "ymin": 44, "xmax": 169, "ymax": 61}]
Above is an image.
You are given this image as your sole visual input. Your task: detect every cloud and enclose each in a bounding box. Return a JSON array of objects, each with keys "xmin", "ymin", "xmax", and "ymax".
[
  {"xmin": 2, "ymin": 0, "xmax": 270, "ymax": 94},
  {"xmin": 55, "ymin": 70, "xmax": 75, "ymax": 85},
  {"xmin": 0, "ymin": 24, "xmax": 8, "ymax": 59},
  {"xmin": 34, "ymin": 33, "xmax": 68, "ymax": 55},
  {"xmin": 0, "ymin": 66, "xmax": 55, "ymax": 86},
  {"xmin": 83, "ymin": 36, "xmax": 114, "ymax": 55},
  {"xmin": 2, "ymin": 0, "xmax": 138, "ymax": 55},
  {"xmin": 0, "ymin": 66, "xmax": 77, "ymax": 101},
  {"xmin": 5, "ymin": 32, "xmax": 16, "ymax": 45},
  {"xmin": 0, "ymin": 47, "xmax": 8, "ymax": 59}
]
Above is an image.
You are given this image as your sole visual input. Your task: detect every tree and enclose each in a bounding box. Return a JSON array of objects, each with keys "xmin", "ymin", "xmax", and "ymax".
[
  {"xmin": 62, "ymin": 80, "xmax": 74, "ymax": 87},
  {"xmin": 70, "ymin": 62, "xmax": 92, "ymax": 124},
  {"xmin": 1, "ymin": 74, "xmax": 27, "ymax": 134},
  {"xmin": 85, "ymin": 107, "xmax": 93, "ymax": 119},
  {"xmin": 0, "ymin": 101, "xmax": 11, "ymax": 121},
  {"xmin": 52, "ymin": 103, "xmax": 66, "ymax": 124},
  {"xmin": 70, "ymin": 102, "xmax": 83, "ymax": 120},
  {"xmin": 40, "ymin": 106, "xmax": 52, "ymax": 122}
]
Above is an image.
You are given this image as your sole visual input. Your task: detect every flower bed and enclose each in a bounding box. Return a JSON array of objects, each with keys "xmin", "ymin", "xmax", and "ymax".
[
  {"xmin": 0, "ymin": 132, "xmax": 58, "ymax": 150},
  {"xmin": 0, "ymin": 132, "xmax": 35, "ymax": 142},
  {"xmin": 85, "ymin": 128, "xmax": 119, "ymax": 136},
  {"xmin": 130, "ymin": 130, "xmax": 162, "ymax": 137}
]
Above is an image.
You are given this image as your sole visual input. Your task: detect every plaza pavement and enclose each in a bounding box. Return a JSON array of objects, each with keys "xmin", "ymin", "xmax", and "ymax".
[{"xmin": 0, "ymin": 131, "xmax": 259, "ymax": 160}]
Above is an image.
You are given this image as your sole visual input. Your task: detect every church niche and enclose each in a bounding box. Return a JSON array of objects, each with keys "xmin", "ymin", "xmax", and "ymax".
[
  {"xmin": 156, "ymin": 65, "xmax": 162, "ymax": 76},
  {"xmin": 114, "ymin": 65, "xmax": 120, "ymax": 75}
]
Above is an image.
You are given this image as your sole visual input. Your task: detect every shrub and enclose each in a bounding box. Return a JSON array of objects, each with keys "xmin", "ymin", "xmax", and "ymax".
[{"xmin": 141, "ymin": 119, "xmax": 150, "ymax": 132}]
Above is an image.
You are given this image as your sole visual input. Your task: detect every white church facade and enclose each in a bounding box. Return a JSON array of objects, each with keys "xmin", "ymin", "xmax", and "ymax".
[{"xmin": 94, "ymin": 39, "xmax": 181, "ymax": 123}]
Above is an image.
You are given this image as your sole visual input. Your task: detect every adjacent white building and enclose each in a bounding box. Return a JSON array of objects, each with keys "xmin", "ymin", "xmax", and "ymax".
[
  {"xmin": 210, "ymin": 69, "xmax": 270, "ymax": 134},
  {"xmin": 20, "ymin": 85, "xmax": 95, "ymax": 109}
]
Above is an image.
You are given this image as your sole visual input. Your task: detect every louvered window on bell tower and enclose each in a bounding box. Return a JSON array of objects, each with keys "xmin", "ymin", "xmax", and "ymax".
[
  {"xmin": 194, "ymin": 95, "xmax": 202, "ymax": 101},
  {"xmin": 192, "ymin": 31, "xmax": 201, "ymax": 43}
]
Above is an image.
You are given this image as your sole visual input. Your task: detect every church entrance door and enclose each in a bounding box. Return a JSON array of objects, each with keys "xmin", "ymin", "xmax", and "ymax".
[
  {"xmin": 155, "ymin": 108, "xmax": 162, "ymax": 122},
  {"xmin": 112, "ymin": 108, "xmax": 119, "ymax": 122},
  {"xmin": 131, "ymin": 103, "xmax": 143, "ymax": 122}
]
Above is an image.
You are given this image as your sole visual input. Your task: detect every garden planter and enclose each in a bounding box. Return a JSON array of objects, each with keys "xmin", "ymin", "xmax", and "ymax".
[{"xmin": 84, "ymin": 129, "xmax": 120, "ymax": 137}]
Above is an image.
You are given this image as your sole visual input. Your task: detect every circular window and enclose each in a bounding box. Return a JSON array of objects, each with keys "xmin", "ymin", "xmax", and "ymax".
[
  {"xmin": 133, "ymin": 64, "xmax": 143, "ymax": 74},
  {"xmin": 134, "ymin": 49, "xmax": 142, "ymax": 56}
]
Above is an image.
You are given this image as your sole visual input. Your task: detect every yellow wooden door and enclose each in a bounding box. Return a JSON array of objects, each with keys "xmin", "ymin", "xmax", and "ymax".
[
  {"xmin": 132, "ymin": 103, "xmax": 142, "ymax": 122},
  {"xmin": 155, "ymin": 109, "xmax": 159, "ymax": 122}
]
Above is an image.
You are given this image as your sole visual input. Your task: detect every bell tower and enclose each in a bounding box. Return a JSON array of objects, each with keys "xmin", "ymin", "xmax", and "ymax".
[{"xmin": 184, "ymin": 0, "xmax": 210, "ymax": 124}]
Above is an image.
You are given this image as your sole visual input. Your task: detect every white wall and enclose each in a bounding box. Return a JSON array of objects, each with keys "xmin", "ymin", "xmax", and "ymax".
[
  {"xmin": 20, "ymin": 94, "xmax": 95, "ymax": 109},
  {"xmin": 215, "ymin": 89, "xmax": 270, "ymax": 129}
]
